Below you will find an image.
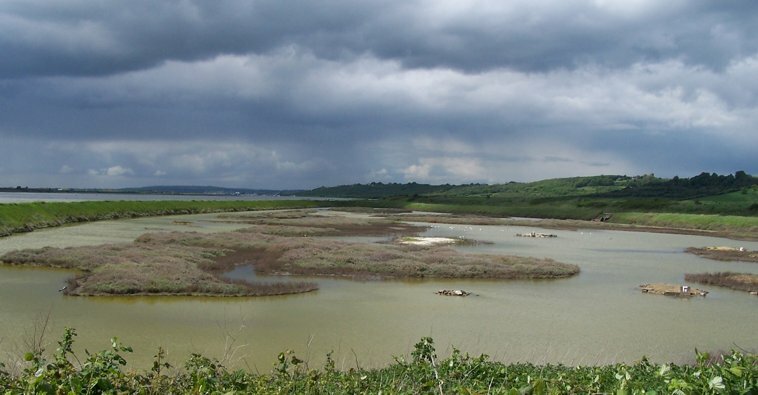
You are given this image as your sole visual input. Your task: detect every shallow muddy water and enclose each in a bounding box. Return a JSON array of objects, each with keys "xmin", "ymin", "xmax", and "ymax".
[{"xmin": 0, "ymin": 211, "xmax": 756, "ymax": 371}]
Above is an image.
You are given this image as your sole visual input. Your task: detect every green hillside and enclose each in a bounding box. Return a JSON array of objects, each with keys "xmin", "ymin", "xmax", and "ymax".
[
  {"xmin": 295, "ymin": 182, "xmax": 453, "ymax": 198},
  {"xmin": 434, "ymin": 174, "xmax": 661, "ymax": 199},
  {"xmin": 303, "ymin": 172, "xmax": 758, "ymax": 222}
]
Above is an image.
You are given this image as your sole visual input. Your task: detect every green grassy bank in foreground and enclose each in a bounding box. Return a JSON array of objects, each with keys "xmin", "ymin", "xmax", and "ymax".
[
  {"xmin": 1, "ymin": 330, "xmax": 754, "ymax": 394},
  {"xmin": 0, "ymin": 200, "xmax": 322, "ymax": 237}
]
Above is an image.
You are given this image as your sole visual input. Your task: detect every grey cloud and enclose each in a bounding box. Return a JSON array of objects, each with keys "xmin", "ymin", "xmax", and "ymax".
[
  {"xmin": 2, "ymin": 1, "xmax": 757, "ymax": 79},
  {"xmin": 1, "ymin": 1, "xmax": 757, "ymax": 188}
]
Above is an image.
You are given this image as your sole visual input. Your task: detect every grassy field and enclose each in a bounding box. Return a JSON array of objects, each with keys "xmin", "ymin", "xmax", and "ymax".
[
  {"xmin": 0, "ymin": 199, "xmax": 322, "ymax": 237},
  {"xmin": 1, "ymin": 331, "xmax": 754, "ymax": 394},
  {"xmin": 2, "ymin": 173, "xmax": 756, "ymax": 239},
  {"xmin": 314, "ymin": 174, "xmax": 758, "ymax": 237},
  {"xmin": 611, "ymin": 212, "xmax": 758, "ymax": 238}
]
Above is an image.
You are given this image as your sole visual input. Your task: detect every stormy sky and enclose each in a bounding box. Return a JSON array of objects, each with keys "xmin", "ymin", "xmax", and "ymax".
[{"xmin": 1, "ymin": 1, "xmax": 756, "ymax": 189}]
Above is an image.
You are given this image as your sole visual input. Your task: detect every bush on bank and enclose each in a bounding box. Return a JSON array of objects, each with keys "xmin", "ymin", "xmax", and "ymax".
[
  {"xmin": 0, "ymin": 329, "xmax": 755, "ymax": 394},
  {"xmin": 0, "ymin": 200, "xmax": 322, "ymax": 237}
]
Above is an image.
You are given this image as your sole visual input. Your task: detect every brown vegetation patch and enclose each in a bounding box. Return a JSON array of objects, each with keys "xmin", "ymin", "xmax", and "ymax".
[
  {"xmin": 257, "ymin": 237, "xmax": 578, "ymax": 279},
  {"xmin": 158, "ymin": 231, "xmax": 574, "ymax": 280},
  {"xmin": 0, "ymin": 237, "xmax": 317, "ymax": 297},
  {"xmin": 685, "ymin": 247, "xmax": 758, "ymax": 263},
  {"xmin": 684, "ymin": 272, "xmax": 758, "ymax": 293},
  {"xmin": 0, "ymin": 210, "xmax": 580, "ymax": 296},
  {"xmin": 383, "ymin": 214, "xmax": 508, "ymax": 226},
  {"xmin": 639, "ymin": 283, "xmax": 708, "ymax": 297},
  {"xmin": 217, "ymin": 209, "xmax": 428, "ymax": 237},
  {"xmin": 329, "ymin": 207, "xmax": 414, "ymax": 215}
]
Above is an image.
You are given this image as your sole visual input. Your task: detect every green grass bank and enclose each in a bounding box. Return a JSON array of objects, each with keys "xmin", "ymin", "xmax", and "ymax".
[
  {"xmin": 2, "ymin": 198, "xmax": 756, "ymax": 240},
  {"xmin": 0, "ymin": 199, "xmax": 323, "ymax": 237},
  {"xmin": 332, "ymin": 200, "xmax": 758, "ymax": 240}
]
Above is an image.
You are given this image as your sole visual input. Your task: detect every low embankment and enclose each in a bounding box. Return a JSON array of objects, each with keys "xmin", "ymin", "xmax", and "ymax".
[
  {"xmin": 0, "ymin": 199, "xmax": 322, "ymax": 237},
  {"xmin": 3, "ymin": 199, "xmax": 756, "ymax": 241},
  {"xmin": 611, "ymin": 212, "xmax": 758, "ymax": 240}
]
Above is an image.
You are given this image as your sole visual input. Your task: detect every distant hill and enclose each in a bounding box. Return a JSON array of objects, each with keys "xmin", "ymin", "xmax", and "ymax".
[
  {"xmin": 0, "ymin": 185, "xmax": 303, "ymax": 196},
  {"xmin": 295, "ymin": 172, "xmax": 756, "ymax": 201},
  {"xmin": 117, "ymin": 185, "xmax": 300, "ymax": 196},
  {"xmin": 294, "ymin": 175, "xmax": 660, "ymax": 199},
  {"xmin": 431, "ymin": 175, "xmax": 663, "ymax": 199},
  {"xmin": 290, "ymin": 182, "xmax": 454, "ymax": 199}
]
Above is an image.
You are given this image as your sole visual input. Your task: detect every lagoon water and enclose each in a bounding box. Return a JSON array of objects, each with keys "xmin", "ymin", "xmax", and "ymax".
[
  {"xmin": 0, "ymin": 191, "xmax": 306, "ymax": 203},
  {"xmin": 0, "ymin": 211, "xmax": 756, "ymax": 371}
]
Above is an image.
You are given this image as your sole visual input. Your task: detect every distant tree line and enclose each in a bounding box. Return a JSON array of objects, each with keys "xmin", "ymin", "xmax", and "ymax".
[
  {"xmin": 300, "ymin": 182, "xmax": 453, "ymax": 198},
  {"xmin": 600, "ymin": 171, "xmax": 756, "ymax": 199}
]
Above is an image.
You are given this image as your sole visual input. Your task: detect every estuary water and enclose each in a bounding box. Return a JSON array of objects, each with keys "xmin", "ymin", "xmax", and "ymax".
[
  {"xmin": 0, "ymin": 192, "xmax": 305, "ymax": 203},
  {"xmin": 0, "ymin": 211, "xmax": 756, "ymax": 371}
]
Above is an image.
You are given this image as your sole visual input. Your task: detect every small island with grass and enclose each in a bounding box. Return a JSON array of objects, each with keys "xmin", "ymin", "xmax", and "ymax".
[
  {"xmin": 684, "ymin": 272, "xmax": 758, "ymax": 295},
  {"xmin": 685, "ymin": 246, "xmax": 758, "ymax": 262},
  {"xmin": 0, "ymin": 209, "xmax": 579, "ymax": 296},
  {"xmin": 639, "ymin": 283, "xmax": 709, "ymax": 297}
]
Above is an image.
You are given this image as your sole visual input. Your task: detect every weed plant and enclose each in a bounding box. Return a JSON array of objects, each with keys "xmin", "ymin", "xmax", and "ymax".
[{"xmin": 0, "ymin": 331, "xmax": 754, "ymax": 394}]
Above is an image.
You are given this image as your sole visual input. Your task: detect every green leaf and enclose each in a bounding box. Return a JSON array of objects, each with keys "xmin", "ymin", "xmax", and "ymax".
[
  {"xmin": 532, "ymin": 378, "xmax": 546, "ymax": 395},
  {"xmin": 708, "ymin": 376, "xmax": 725, "ymax": 390}
]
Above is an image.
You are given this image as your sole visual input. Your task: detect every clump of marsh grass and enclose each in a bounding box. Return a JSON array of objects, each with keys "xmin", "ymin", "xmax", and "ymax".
[
  {"xmin": 684, "ymin": 272, "xmax": 758, "ymax": 293},
  {"xmin": 265, "ymin": 237, "xmax": 578, "ymax": 279},
  {"xmin": 218, "ymin": 209, "xmax": 427, "ymax": 237},
  {"xmin": 685, "ymin": 247, "xmax": 758, "ymax": 263},
  {"xmin": 0, "ymin": 234, "xmax": 317, "ymax": 297}
]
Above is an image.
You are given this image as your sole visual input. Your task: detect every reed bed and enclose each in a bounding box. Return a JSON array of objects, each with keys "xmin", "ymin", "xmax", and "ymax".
[
  {"xmin": 0, "ymin": 210, "xmax": 578, "ymax": 296},
  {"xmin": 685, "ymin": 272, "xmax": 758, "ymax": 293}
]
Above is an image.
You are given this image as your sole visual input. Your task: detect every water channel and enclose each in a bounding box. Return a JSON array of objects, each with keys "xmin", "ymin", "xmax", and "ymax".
[{"xmin": 0, "ymin": 211, "xmax": 756, "ymax": 371}]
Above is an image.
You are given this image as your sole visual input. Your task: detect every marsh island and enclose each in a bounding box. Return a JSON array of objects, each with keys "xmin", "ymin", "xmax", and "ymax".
[{"xmin": 0, "ymin": 209, "xmax": 579, "ymax": 296}]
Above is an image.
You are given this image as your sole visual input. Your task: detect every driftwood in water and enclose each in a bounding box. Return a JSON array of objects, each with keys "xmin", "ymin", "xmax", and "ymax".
[
  {"xmin": 516, "ymin": 232, "xmax": 557, "ymax": 238},
  {"xmin": 436, "ymin": 289, "xmax": 471, "ymax": 297}
]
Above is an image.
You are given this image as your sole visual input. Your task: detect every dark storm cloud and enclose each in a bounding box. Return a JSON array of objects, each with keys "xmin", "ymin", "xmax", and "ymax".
[
  {"xmin": 2, "ymin": 0, "xmax": 757, "ymax": 79},
  {"xmin": 0, "ymin": 1, "xmax": 756, "ymax": 188}
]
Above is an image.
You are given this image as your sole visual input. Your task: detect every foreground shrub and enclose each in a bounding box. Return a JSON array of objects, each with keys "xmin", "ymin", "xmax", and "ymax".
[{"xmin": 0, "ymin": 330, "xmax": 755, "ymax": 394}]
